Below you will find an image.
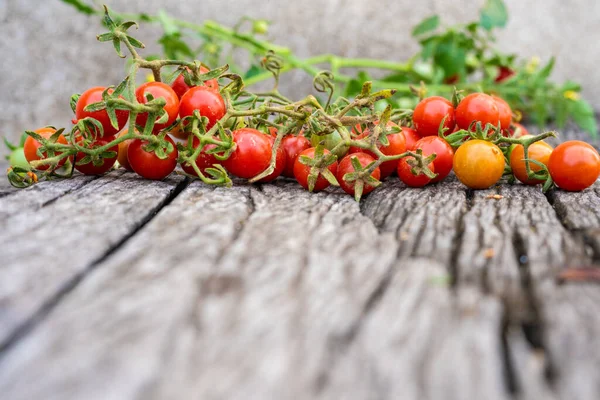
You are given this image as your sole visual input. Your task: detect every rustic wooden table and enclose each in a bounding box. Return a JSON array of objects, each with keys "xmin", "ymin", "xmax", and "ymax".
[{"xmin": 0, "ymin": 127, "xmax": 599, "ymax": 400}]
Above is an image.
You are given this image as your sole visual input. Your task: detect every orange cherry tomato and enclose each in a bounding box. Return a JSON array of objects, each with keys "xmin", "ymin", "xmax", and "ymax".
[{"xmin": 453, "ymin": 140, "xmax": 505, "ymax": 189}]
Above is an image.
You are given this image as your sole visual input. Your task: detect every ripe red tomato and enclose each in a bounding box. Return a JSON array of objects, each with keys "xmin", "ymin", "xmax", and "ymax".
[
  {"xmin": 510, "ymin": 140, "xmax": 553, "ymax": 185},
  {"xmin": 413, "ymin": 136, "xmax": 454, "ymax": 182},
  {"xmin": 135, "ymin": 82, "xmax": 180, "ymax": 133},
  {"xmin": 280, "ymin": 135, "xmax": 311, "ymax": 178},
  {"xmin": 453, "ymin": 140, "xmax": 505, "ymax": 189},
  {"xmin": 75, "ymin": 87, "xmax": 129, "ymax": 137},
  {"xmin": 349, "ymin": 122, "xmax": 407, "ymax": 178},
  {"xmin": 171, "ymin": 66, "xmax": 219, "ymax": 99},
  {"xmin": 293, "ymin": 147, "xmax": 338, "ymax": 192},
  {"xmin": 455, "ymin": 93, "xmax": 500, "ymax": 130},
  {"xmin": 412, "ymin": 96, "xmax": 456, "ymax": 137},
  {"xmin": 397, "ymin": 157, "xmax": 436, "ymax": 187},
  {"xmin": 508, "ymin": 123, "xmax": 529, "ymax": 138},
  {"xmin": 495, "ymin": 66, "xmax": 515, "ymax": 83},
  {"xmin": 548, "ymin": 141, "xmax": 600, "ymax": 191},
  {"xmin": 128, "ymin": 135, "xmax": 178, "ymax": 180},
  {"xmin": 75, "ymin": 138, "xmax": 118, "ymax": 175},
  {"xmin": 222, "ymin": 128, "xmax": 272, "ymax": 179},
  {"xmin": 336, "ymin": 152, "xmax": 381, "ymax": 196},
  {"xmin": 23, "ymin": 127, "xmax": 70, "ymax": 171},
  {"xmin": 401, "ymin": 127, "xmax": 420, "ymax": 150},
  {"xmin": 181, "ymin": 137, "xmax": 221, "ymax": 177},
  {"xmin": 492, "ymin": 96, "xmax": 512, "ymax": 131},
  {"xmin": 179, "ymin": 86, "xmax": 226, "ymax": 130},
  {"xmin": 117, "ymin": 130, "xmax": 134, "ymax": 171},
  {"xmin": 258, "ymin": 131, "xmax": 287, "ymax": 183}
]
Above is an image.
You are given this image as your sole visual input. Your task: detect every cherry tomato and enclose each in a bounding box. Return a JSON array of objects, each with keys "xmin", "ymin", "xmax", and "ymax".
[
  {"xmin": 508, "ymin": 123, "xmax": 529, "ymax": 138},
  {"xmin": 222, "ymin": 128, "xmax": 272, "ymax": 179},
  {"xmin": 401, "ymin": 127, "xmax": 421, "ymax": 150},
  {"xmin": 412, "ymin": 96, "xmax": 456, "ymax": 137},
  {"xmin": 179, "ymin": 86, "xmax": 226, "ymax": 130},
  {"xmin": 492, "ymin": 96, "xmax": 512, "ymax": 131},
  {"xmin": 181, "ymin": 137, "xmax": 221, "ymax": 177},
  {"xmin": 23, "ymin": 127, "xmax": 70, "ymax": 171},
  {"xmin": 510, "ymin": 140, "xmax": 553, "ymax": 185},
  {"xmin": 128, "ymin": 135, "xmax": 178, "ymax": 180},
  {"xmin": 336, "ymin": 152, "xmax": 380, "ymax": 196},
  {"xmin": 349, "ymin": 122, "xmax": 407, "ymax": 178},
  {"xmin": 135, "ymin": 82, "xmax": 180, "ymax": 133},
  {"xmin": 548, "ymin": 141, "xmax": 600, "ymax": 191},
  {"xmin": 171, "ymin": 66, "xmax": 218, "ymax": 99},
  {"xmin": 168, "ymin": 123, "xmax": 189, "ymax": 141},
  {"xmin": 495, "ymin": 66, "xmax": 515, "ymax": 83},
  {"xmin": 293, "ymin": 147, "xmax": 338, "ymax": 192},
  {"xmin": 455, "ymin": 93, "xmax": 499, "ymax": 130},
  {"xmin": 280, "ymin": 135, "xmax": 311, "ymax": 178},
  {"xmin": 258, "ymin": 131, "xmax": 287, "ymax": 183},
  {"xmin": 413, "ymin": 136, "xmax": 454, "ymax": 183},
  {"xmin": 75, "ymin": 138, "xmax": 118, "ymax": 175},
  {"xmin": 75, "ymin": 87, "xmax": 129, "ymax": 137},
  {"xmin": 116, "ymin": 130, "xmax": 134, "ymax": 171},
  {"xmin": 397, "ymin": 157, "xmax": 436, "ymax": 187},
  {"xmin": 310, "ymin": 129, "xmax": 348, "ymax": 159},
  {"xmin": 453, "ymin": 140, "xmax": 505, "ymax": 189}
]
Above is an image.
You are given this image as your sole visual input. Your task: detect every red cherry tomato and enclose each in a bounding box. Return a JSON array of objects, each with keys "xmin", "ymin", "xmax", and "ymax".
[
  {"xmin": 293, "ymin": 147, "xmax": 338, "ymax": 192},
  {"xmin": 258, "ymin": 146, "xmax": 286, "ymax": 183},
  {"xmin": 548, "ymin": 141, "xmax": 600, "ymax": 191},
  {"xmin": 508, "ymin": 123, "xmax": 529, "ymax": 138},
  {"xmin": 349, "ymin": 122, "xmax": 406, "ymax": 178},
  {"xmin": 75, "ymin": 87, "xmax": 129, "ymax": 137},
  {"xmin": 336, "ymin": 152, "xmax": 380, "ymax": 196},
  {"xmin": 171, "ymin": 66, "xmax": 218, "ymax": 99},
  {"xmin": 495, "ymin": 66, "xmax": 515, "ymax": 83},
  {"xmin": 397, "ymin": 157, "xmax": 436, "ymax": 187},
  {"xmin": 75, "ymin": 138, "xmax": 118, "ymax": 175},
  {"xmin": 492, "ymin": 95, "xmax": 512, "ymax": 131},
  {"xmin": 179, "ymin": 86, "xmax": 227, "ymax": 130},
  {"xmin": 401, "ymin": 127, "xmax": 420, "ymax": 150},
  {"xmin": 455, "ymin": 93, "xmax": 499, "ymax": 130},
  {"xmin": 23, "ymin": 127, "xmax": 70, "ymax": 171},
  {"xmin": 222, "ymin": 128, "xmax": 272, "ymax": 179},
  {"xmin": 280, "ymin": 135, "xmax": 311, "ymax": 178},
  {"xmin": 413, "ymin": 136, "xmax": 454, "ymax": 183},
  {"xmin": 128, "ymin": 135, "xmax": 178, "ymax": 180},
  {"xmin": 412, "ymin": 96, "xmax": 456, "ymax": 137},
  {"xmin": 181, "ymin": 137, "xmax": 221, "ymax": 177},
  {"xmin": 135, "ymin": 82, "xmax": 180, "ymax": 133},
  {"xmin": 510, "ymin": 140, "xmax": 553, "ymax": 185}
]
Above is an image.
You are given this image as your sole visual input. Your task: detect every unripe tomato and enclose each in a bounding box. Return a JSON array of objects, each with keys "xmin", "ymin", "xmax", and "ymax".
[
  {"xmin": 336, "ymin": 152, "xmax": 380, "ymax": 196},
  {"xmin": 171, "ymin": 66, "xmax": 218, "ymax": 99},
  {"xmin": 510, "ymin": 140, "xmax": 553, "ymax": 185},
  {"xmin": 179, "ymin": 86, "xmax": 227, "ymax": 130},
  {"xmin": 293, "ymin": 147, "xmax": 338, "ymax": 192},
  {"xmin": 310, "ymin": 129, "xmax": 348, "ymax": 159},
  {"xmin": 135, "ymin": 82, "xmax": 180, "ymax": 133},
  {"xmin": 453, "ymin": 140, "xmax": 505, "ymax": 189},
  {"xmin": 75, "ymin": 87, "xmax": 129, "ymax": 137},
  {"xmin": 548, "ymin": 141, "xmax": 600, "ymax": 191},
  {"xmin": 23, "ymin": 127, "xmax": 70, "ymax": 171},
  {"xmin": 413, "ymin": 136, "xmax": 454, "ymax": 183},
  {"xmin": 455, "ymin": 93, "xmax": 499, "ymax": 130},
  {"xmin": 397, "ymin": 157, "xmax": 436, "ymax": 188},
  {"xmin": 222, "ymin": 128, "xmax": 272, "ymax": 179},
  {"xmin": 412, "ymin": 96, "xmax": 456, "ymax": 137},
  {"xmin": 75, "ymin": 138, "xmax": 118, "ymax": 175}
]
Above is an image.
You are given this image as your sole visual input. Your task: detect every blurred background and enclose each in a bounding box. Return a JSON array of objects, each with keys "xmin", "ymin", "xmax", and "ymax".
[{"xmin": 1, "ymin": 0, "xmax": 599, "ymax": 154}]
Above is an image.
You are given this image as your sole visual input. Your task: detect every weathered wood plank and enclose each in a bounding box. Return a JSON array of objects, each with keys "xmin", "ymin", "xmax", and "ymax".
[{"xmin": 0, "ymin": 170, "xmax": 185, "ymax": 348}]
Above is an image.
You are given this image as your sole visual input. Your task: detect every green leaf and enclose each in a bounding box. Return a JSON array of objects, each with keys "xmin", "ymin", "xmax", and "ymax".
[
  {"xmin": 569, "ymin": 99, "xmax": 598, "ymax": 137},
  {"xmin": 158, "ymin": 33, "xmax": 194, "ymax": 60},
  {"xmin": 480, "ymin": 0, "xmax": 508, "ymax": 31},
  {"xmin": 412, "ymin": 15, "xmax": 440, "ymax": 37},
  {"xmin": 433, "ymin": 36, "xmax": 466, "ymax": 79},
  {"xmin": 244, "ymin": 65, "xmax": 262, "ymax": 80},
  {"xmin": 60, "ymin": 0, "xmax": 95, "ymax": 15}
]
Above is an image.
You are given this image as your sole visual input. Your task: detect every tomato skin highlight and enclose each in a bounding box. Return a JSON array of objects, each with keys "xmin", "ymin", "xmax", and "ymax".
[
  {"xmin": 455, "ymin": 93, "xmax": 500, "ymax": 130},
  {"xmin": 75, "ymin": 87, "xmax": 129, "ymax": 137},
  {"xmin": 180, "ymin": 137, "xmax": 221, "ymax": 177},
  {"xmin": 397, "ymin": 158, "xmax": 436, "ymax": 187},
  {"xmin": 492, "ymin": 95, "xmax": 512, "ymax": 131},
  {"xmin": 280, "ymin": 135, "xmax": 311, "ymax": 178},
  {"xmin": 128, "ymin": 135, "xmax": 178, "ymax": 180},
  {"xmin": 135, "ymin": 82, "xmax": 180, "ymax": 133},
  {"xmin": 413, "ymin": 136, "xmax": 454, "ymax": 183},
  {"xmin": 453, "ymin": 140, "xmax": 505, "ymax": 189},
  {"xmin": 336, "ymin": 152, "xmax": 381, "ymax": 196},
  {"xmin": 293, "ymin": 148, "xmax": 338, "ymax": 192},
  {"xmin": 171, "ymin": 66, "xmax": 218, "ymax": 99},
  {"xmin": 548, "ymin": 141, "xmax": 600, "ymax": 191},
  {"xmin": 413, "ymin": 96, "xmax": 456, "ymax": 137},
  {"xmin": 222, "ymin": 128, "xmax": 273, "ymax": 179},
  {"xmin": 179, "ymin": 86, "xmax": 227, "ymax": 131},
  {"xmin": 75, "ymin": 138, "xmax": 118, "ymax": 175},
  {"xmin": 23, "ymin": 127, "xmax": 70, "ymax": 171},
  {"xmin": 510, "ymin": 140, "xmax": 553, "ymax": 185}
]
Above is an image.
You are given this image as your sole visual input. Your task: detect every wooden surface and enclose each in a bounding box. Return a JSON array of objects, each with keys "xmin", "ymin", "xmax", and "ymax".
[{"xmin": 0, "ymin": 128, "xmax": 599, "ymax": 400}]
